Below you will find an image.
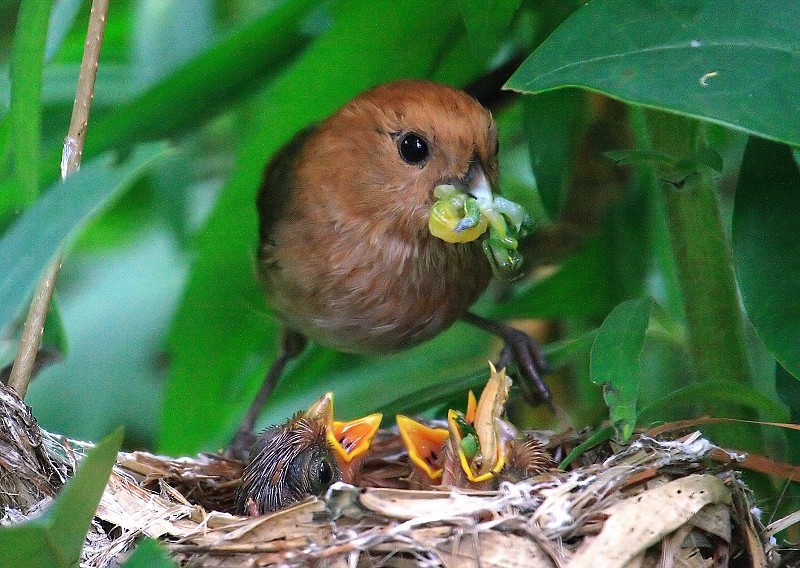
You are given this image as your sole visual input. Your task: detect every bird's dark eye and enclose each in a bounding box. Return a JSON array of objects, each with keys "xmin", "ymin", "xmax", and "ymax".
[
  {"xmin": 398, "ymin": 132, "xmax": 429, "ymax": 165},
  {"xmin": 306, "ymin": 454, "xmax": 337, "ymax": 494},
  {"xmin": 316, "ymin": 458, "xmax": 335, "ymax": 487}
]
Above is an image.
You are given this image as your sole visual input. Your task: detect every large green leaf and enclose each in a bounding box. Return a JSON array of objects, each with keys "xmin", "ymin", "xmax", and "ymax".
[
  {"xmin": 161, "ymin": 0, "xmax": 465, "ymax": 454},
  {"xmin": 9, "ymin": 0, "xmax": 54, "ymax": 205},
  {"xmin": 493, "ymin": 237, "xmax": 614, "ymax": 320},
  {"xmin": 0, "ymin": 145, "xmax": 164, "ymax": 334},
  {"xmin": 0, "ymin": 0, "xmax": 317, "ymax": 216},
  {"xmin": 44, "ymin": 0, "xmax": 82, "ymax": 61},
  {"xmin": 0, "ymin": 64, "xmax": 138, "ymax": 109},
  {"xmin": 0, "ymin": 428, "xmax": 123, "ymax": 568},
  {"xmin": 640, "ymin": 380, "xmax": 789, "ymax": 425},
  {"xmin": 121, "ymin": 538, "xmax": 177, "ymax": 568},
  {"xmin": 733, "ymin": 137, "xmax": 800, "ymax": 380},
  {"xmin": 590, "ymin": 297, "xmax": 652, "ymax": 440},
  {"xmin": 506, "ymin": 0, "xmax": 800, "ymax": 148},
  {"xmin": 521, "ymin": 88, "xmax": 585, "ymax": 220},
  {"xmin": 83, "ymin": 0, "xmax": 316, "ymax": 157}
]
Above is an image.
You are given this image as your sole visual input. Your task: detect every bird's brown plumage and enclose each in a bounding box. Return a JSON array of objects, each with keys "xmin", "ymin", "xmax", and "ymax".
[{"xmin": 257, "ymin": 80, "xmax": 497, "ymax": 354}]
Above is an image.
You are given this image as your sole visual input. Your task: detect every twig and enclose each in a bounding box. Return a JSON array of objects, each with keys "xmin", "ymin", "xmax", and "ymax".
[
  {"xmin": 7, "ymin": 0, "xmax": 110, "ymax": 398},
  {"xmin": 7, "ymin": 259, "xmax": 61, "ymax": 397}
]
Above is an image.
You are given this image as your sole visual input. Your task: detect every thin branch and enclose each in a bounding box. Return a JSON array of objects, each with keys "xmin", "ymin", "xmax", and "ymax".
[
  {"xmin": 8, "ymin": 0, "xmax": 110, "ymax": 398},
  {"xmin": 62, "ymin": 0, "xmax": 109, "ymax": 178}
]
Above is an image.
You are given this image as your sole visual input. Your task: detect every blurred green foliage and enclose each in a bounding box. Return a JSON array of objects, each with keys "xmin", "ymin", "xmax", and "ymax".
[
  {"xmin": 0, "ymin": 428, "xmax": 123, "ymax": 568},
  {"xmin": 1, "ymin": 0, "xmax": 799, "ymax": 551}
]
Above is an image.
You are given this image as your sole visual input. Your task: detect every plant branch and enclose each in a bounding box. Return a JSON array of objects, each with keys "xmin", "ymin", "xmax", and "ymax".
[
  {"xmin": 646, "ymin": 112, "xmax": 752, "ymax": 392},
  {"xmin": 661, "ymin": 168, "xmax": 751, "ymax": 387},
  {"xmin": 8, "ymin": 0, "xmax": 110, "ymax": 398}
]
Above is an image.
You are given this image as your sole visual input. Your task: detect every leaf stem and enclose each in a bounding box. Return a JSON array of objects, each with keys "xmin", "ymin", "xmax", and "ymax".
[
  {"xmin": 9, "ymin": 0, "xmax": 53, "ymax": 206},
  {"xmin": 652, "ymin": 113, "xmax": 752, "ymax": 390},
  {"xmin": 8, "ymin": 0, "xmax": 109, "ymax": 398}
]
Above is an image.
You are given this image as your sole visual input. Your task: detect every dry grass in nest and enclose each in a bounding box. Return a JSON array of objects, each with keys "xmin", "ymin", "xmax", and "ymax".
[
  {"xmin": 0, "ymin": 382, "xmax": 793, "ymax": 567},
  {"xmin": 79, "ymin": 429, "xmax": 777, "ymax": 567}
]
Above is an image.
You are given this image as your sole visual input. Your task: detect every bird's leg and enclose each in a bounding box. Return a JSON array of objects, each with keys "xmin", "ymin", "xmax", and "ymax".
[
  {"xmin": 229, "ymin": 330, "xmax": 308, "ymax": 457},
  {"xmin": 462, "ymin": 312, "xmax": 553, "ymax": 411}
]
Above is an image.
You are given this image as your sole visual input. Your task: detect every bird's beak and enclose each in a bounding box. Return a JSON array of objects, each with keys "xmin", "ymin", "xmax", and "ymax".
[
  {"xmin": 465, "ymin": 160, "xmax": 495, "ymax": 205},
  {"xmin": 330, "ymin": 413, "xmax": 383, "ymax": 463},
  {"xmin": 445, "ymin": 363, "xmax": 510, "ymax": 484},
  {"xmin": 305, "ymin": 392, "xmax": 382, "ymax": 465},
  {"xmin": 397, "ymin": 415, "xmax": 449, "ymax": 481}
]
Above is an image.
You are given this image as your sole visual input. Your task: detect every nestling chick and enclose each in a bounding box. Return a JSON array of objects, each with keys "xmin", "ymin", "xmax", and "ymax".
[
  {"xmin": 233, "ymin": 80, "xmax": 550, "ymax": 452},
  {"xmin": 235, "ymin": 413, "xmax": 339, "ymax": 515},
  {"xmin": 397, "ymin": 365, "xmax": 553, "ymax": 489},
  {"xmin": 235, "ymin": 393, "xmax": 384, "ymax": 514}
]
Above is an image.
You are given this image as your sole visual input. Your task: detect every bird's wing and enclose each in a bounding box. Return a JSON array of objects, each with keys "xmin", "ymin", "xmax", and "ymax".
[{"xmin": 256, "ymin": 125, "xmax": 318, "ymax": 259}]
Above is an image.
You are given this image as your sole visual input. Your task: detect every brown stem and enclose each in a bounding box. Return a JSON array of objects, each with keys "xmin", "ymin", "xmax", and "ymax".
[
  {"xmin": 8, "ymin": 0, "xmax": 109, "ymax": 398},
  {"xmin": 61, "ymin": 0, "xmax": 109, "ymax": 178},
  {"xmin": 7, "ymin": 258, "xmax": 61, "ymax": 398}
]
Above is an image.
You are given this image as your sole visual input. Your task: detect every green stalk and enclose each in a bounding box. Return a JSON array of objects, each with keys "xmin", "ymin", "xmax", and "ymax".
[
  {"xmin": 661, "ymin": 168, "xmax": 751, "ymax": 388},
  {"xmin": 643, "ymin": 111, "xmax": 753, "ymax": 413},
  {"xmin": 9, "ymin": 0, "xmax": 54, "ymax": 205},
  {"xmin": 628, "ymin": 108, "xmax": 684, "ymax": 326}
]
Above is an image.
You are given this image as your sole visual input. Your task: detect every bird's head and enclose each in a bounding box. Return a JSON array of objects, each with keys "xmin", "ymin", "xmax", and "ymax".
[
  {"xmin": 297, "ymin": 80, "xmax": 499, "ymax": 238},
  {"xmin": 235, "ymin": 413, "xmax": 340, "ymax": 515}
]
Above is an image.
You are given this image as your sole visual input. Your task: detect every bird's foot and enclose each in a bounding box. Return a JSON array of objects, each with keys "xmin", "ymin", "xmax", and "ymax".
[
  {"xmin": 496, "ymin": 332, "xmax": 553, "ymax": 411},
  {"xmin": 226, "ymin": 331, "xmax": 308, "ymax": 460},
  {"xmin": 227, "ymin": 430, "xmax": 257, "ymax": 461},
  {"xmin": 463, "ymin": 312, "xmax": 553, "ymax": 410}
]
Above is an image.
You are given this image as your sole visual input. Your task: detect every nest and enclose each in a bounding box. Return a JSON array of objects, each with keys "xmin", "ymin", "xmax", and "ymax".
[
  {"xmin": 84, "ymin": 432, "xmax": 779, "ymax": 568},
  {"xmin": 0, "ymin": 382, "xmax": 790, "ymax": 567}
]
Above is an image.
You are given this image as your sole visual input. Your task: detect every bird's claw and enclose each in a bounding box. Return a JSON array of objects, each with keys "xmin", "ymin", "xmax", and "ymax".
[
  {"xmin": 463, "ymin": 312, "xmax": 553, "ymax": 409},
  {"xmin": 496, "ymin": 329, "xmax": 553, "ymax": 411}
]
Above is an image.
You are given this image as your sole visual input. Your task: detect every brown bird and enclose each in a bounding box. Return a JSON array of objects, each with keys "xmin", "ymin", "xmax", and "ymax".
[{"xmin": 233, "ymin": 80, "xmax": 550, "ymax": 452}]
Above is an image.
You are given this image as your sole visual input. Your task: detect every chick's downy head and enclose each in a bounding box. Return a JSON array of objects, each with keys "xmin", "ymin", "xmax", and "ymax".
[
  {"xmin": 235, "ymin": 415, "xmax": 341, "ymax": 515},
  {"xmin": 298, "ymin": 80, "xmax": 499, "ymax": 234}
]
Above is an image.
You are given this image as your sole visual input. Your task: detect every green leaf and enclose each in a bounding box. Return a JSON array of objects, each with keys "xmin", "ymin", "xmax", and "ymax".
[
  {"xmin": 733, "ymin": 137, "xmax": 800, "ymax": 381},
  {"xmin": 377, "ymin": 332, "xmax": 593, "ymax": 417},
  {"xmin": 0, "ymin": 0, "xmax": 317, "ymax": 216},
  {"xmin": 506, "ymin": 0, "xmax": 800, "ymax": 148},
  {"xmin": 161, "ymin": 0, "xmax": 464, "ymax": 454},
  {"xmin": 132, "ymin": 0, "xmax": 214, "ymax": 86},
  {"xmin": 558, "ymin": 425, "xmax": 614, "ymax": 470},
  {"xmin": 0, "ymin": 113, "xmax": 10, "ymax": 183},
  {"xmin": 521, "ymin": 88, "xmax": 586, "ymax": 219},
  {"xmin": 640, "ymin": 380, "xmax": 789, "ymax": 425},
  {"xmin": 84, "ymin": 0, "xmax": 317, "ymax": 157},
  {"xmin": 696, "ymin": 147, "xmax": 723, "ymax": 172},
  {"xmin": 776, "ymin": 364, "xmax": 800, "ymax": 423},
  {"xmin": 0, "ymin": 428, "xmax": 123, "ymax": 568},
  {"xmin": 0, "ymin": 145, "xmax": 164, "ymax": 334},
  {"xmin": 44, "ymin": 0, "xmax": 83, "ymax": 61},
  {"xmin": 41, "ymin": 297, "xmax": 68, "ymax": 357},
  {"xmin": 493, "ymin": 237, "xmax": 615, "ymax": 320},
  {"xmin": 604, "ymin": 149, "xmax": 676, "ymax": 167},
  {"xmin": 9, "ymin": 0, "xmax": 54, "ymax": 205},
  {"xmin": 121, "ymin": 538, "xmax": 177, "ymax": 568},
  {"xmin": 590, "ymin": 297, "xmax": 652, "ymax": 440},
  {"xmin": 458, "ymin": 0, "xmax": 522, "ymax": 59},
  {"xmin": 0, "ymin": 64, "xmax": 139, "ymax": 110}
]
